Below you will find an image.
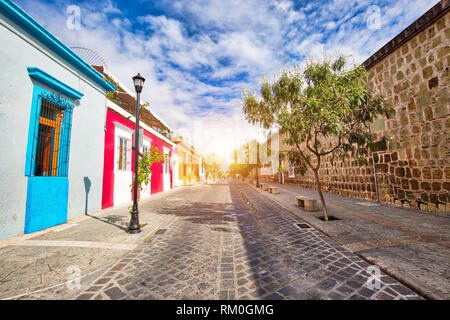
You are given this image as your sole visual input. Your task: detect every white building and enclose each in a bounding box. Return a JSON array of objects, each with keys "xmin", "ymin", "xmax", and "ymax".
[{"xmin": 0, "ymin": 0, "xmax": 115, "ymax": 240}]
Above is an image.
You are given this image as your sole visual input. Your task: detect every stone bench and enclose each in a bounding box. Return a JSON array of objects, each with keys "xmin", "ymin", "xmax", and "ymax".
[
  {"xmin": 261, "ymin": 184, "xmax": 269, "ymax": 191},
  {"xmin": 269, "ymin": 186, "xmax": 279, "ymax": 194},
  {"xmin": 295, "ymin": 196, "xmax": 318, "ymax": 212}
]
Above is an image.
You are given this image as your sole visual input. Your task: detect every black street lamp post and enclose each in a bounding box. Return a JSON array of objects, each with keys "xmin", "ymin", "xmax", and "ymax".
[{"xmin": 128, "ymin": 73, "xmax": 145, "ymax": 234}]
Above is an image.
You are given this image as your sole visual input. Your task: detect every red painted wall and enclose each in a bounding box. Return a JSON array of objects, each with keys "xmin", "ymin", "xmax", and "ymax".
[{"xmin": 101, "ymin": 108, "xmax": 173, "ymax": 209}]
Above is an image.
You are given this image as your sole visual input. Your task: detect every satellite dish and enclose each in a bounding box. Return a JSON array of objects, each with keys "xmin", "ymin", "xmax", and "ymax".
[{"xmin": 70, "ymin": 46, "xmax": 108, "ymax": 69}]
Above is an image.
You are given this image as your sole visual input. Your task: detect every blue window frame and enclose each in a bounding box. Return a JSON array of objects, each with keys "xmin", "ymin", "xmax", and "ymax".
[
  {"xmin": 25, "ymin": 67, "xmax": 83, "ymax": 177},
  {"xmin": 25, "ymin": 88, "xmax": 73, "ymax": 176}
]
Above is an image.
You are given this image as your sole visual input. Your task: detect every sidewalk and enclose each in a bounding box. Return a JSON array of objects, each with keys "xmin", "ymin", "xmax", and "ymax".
[
  {"xmin": 251, "ymin": 181, "xmax": 450, "ymax": 300},
  {"xmin": 0, "ymin": 188, "xmax": 179, "ymax": 300}
]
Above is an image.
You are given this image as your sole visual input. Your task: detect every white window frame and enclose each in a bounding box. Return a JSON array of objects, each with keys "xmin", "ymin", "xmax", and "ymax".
[
  {"xmin": 114, "ymin": 122, "xmax": 133, "ymax": 172},
  {"xmin": 142, "ymin": 137, "xmax": 152, "ymax": 156},
  {"xmin": 163, "ymin": 147, "xmax": 170, "ymax": 174},
  {"xmin": 117, "ymin": 136, "xmax": 131, "ymax": 171}
]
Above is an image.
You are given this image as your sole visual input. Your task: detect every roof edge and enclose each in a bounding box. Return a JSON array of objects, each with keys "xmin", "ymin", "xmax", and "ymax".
[
  {"xmin": 107, "ymin": 99, "xmax": 176, "ymax": 147},
  {"xmin": 100, "ymin": 66, "xmax": 174, "ymax": 133},
  {"xmin": 0, "ymin": 0, "xmax": 116, "ymax": 92},
  {"xmin": 363, "ymin": 0, "xmax": 449, "ymax": 70}
]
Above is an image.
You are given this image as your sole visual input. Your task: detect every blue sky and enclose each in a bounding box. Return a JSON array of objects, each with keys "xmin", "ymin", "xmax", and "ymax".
[{"xmin": 15, "ymin": 0, "xmax": 439, "ymax": 157}]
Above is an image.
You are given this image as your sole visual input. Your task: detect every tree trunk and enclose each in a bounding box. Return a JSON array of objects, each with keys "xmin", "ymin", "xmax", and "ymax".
[
  {"xmin": 256, "ymin": 165, "xmax": 260, "ymax": 187},
  {"xmin": 313, "ymin": 169, "xmax": 329, "ymax": 221}
]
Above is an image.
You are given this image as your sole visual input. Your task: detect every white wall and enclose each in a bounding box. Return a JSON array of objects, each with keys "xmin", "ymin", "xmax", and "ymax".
[
  {"xmin": 0, "ymin": 13, "xmax": 107, "ymax": 239},
  {"xmin": 172, "ymin": 153, "xmax": 179, "ymax": 187},
  {"xmin": 163, "ymin": 147, "xmax": 170, "ymax": 191},
  {"xmin": 113, "ymin": 123, "xmax": 132, "ymax": 206}
]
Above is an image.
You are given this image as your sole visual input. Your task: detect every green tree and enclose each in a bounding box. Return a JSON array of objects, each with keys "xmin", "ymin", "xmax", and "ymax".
[
  {"xmin": 129, "ymin": 145, "xmax": 164, "ymax": 215},
  {"xmin": 227, "ymin": 162, "xmax": 253, "ymax": 180},
  {"xmin": 242, "ymin": 55, "xmax": 393, "ymax": 221},
  {"xmin": 203, "ymin": 153, "xmax": 223, "ymax": 181},
  {"xmin": 227, "ymin": 162, "xmax": 241, "ymax": 178},
  {"xmin": 136, "ymin": 145, "xmax": 164, "ymax": 189}
]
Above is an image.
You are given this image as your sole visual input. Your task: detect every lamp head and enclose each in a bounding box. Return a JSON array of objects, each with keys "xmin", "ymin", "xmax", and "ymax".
[{"xmin": 132, "ymin": 73, "xmax": 145, "ymax": 93}]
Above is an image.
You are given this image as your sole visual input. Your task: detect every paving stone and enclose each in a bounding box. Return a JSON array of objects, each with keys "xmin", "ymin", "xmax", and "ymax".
[
  {"xmin": 237, "ymin": 278, "xmax": 249, "ymax": 286},
  {"xmin": 317, "ymin": 278, "xmax": 338, "ymax": 291},
  {"xmin": 76, "ymin": 293, "xmax": 93, "ymax": 300},
  {"xmin": 104, "ymin": 287, "xmax": 126, "ymax": 300},
  {"xmin": 277, "ymin": 286, "xmax": 297, "ymax": 297},
  {"xmin": 390, "ymin": 284, "xmax": 417, "ymax": 296},
  {"xmin": 263, "ymin": 292, "xmax": 284, "ymax": 300},
  {"xmin": 358, "ymin": 287, "xmax": 377, "ymax": 298},
  {"xmin": 72, "ymin": 182, "xmax": 422, "ymax": 300}
]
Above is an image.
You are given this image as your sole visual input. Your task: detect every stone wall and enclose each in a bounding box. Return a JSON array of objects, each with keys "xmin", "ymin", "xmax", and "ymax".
[{"xmin": 268, "ymin": 7, "xmax": 449, "ymax": 213}]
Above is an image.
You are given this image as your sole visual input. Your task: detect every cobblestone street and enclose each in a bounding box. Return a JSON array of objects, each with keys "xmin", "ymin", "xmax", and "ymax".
[{"xmin": 75, "ymin": 181, "xmax": 422, "ymax": 300}]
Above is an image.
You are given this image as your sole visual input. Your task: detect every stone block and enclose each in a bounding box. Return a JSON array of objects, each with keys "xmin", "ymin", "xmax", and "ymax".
[
  {"xmin": 304, "ymin": 199, "xmax": 318, "ymax": 212},
  {"xmin": 421, "ymin": 182, "xmax": 431, "ymax": 191},
  {"xmin": 269, "ymin": 186, "xmax": 279, "ymax": 194},
  {"xmin": 437, "ymin": 46, "xmax": 449, "ymax": 59},
  {"xmin": 395, "ymin": 167, "xmax": 405, "ymax": 177},
  {"xmin": 432, "ymin": 169, "xmax": 443, "ymax": 179},
  {"xmin": 436, "ymin": 17, "xmax": 446, "ymax": 30},
  {"xmin": 432, "ymin": 36, "xmax": 442, "ymax": 48},
  {"xmin": 432, "ymin": 182, "xmax": 441, "ymax": 191},
  {"xmin": 418, "ymin": 31, "xmax": 426, "ymax": 43},
  {"xmin": 422, "ymin": 167, "xmax": 431, "ymax": 179},
  {"xmin": 443, "ymin": 182, "xmax": 450, "ymax": 191},
  {"xmin": 428, "ymin": 77, "xmax": 438, "ymax": 89},
  {"xmin": 295, "ymin": 196, "xmax": 305, "ymax": 207}
]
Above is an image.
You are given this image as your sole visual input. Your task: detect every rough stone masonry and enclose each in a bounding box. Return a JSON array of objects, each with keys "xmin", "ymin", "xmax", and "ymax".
[{"xmin": 272, "ymin": 1, "xmax": 449, "ymax": 213}]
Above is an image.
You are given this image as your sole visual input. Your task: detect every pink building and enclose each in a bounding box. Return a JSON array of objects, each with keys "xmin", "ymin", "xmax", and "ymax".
[{"xmin": 97, "ymin": 68, "xmax": 177, "ymax": 209}]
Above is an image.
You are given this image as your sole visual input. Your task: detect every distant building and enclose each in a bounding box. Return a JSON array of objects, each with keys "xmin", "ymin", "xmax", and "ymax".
[{"xmin": 173, "ymin": 138, "xmax": 200, "ymax": 185}]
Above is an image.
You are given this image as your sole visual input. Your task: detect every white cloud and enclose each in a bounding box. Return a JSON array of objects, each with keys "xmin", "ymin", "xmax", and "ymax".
[{"xmin": 14, "ymin": 0, "xmax": 441, "ymax": 160}]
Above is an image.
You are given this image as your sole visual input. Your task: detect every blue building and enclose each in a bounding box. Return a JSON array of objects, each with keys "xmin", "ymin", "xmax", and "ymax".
[{"xmin": 0, "ymin": 0, "xmax": 115, "ymax": 240}]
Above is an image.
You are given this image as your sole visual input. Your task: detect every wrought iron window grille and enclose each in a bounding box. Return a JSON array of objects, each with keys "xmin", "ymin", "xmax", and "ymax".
[{"xmin": 31, "ymin": 93, "xmax": 74, "ymax": 177}]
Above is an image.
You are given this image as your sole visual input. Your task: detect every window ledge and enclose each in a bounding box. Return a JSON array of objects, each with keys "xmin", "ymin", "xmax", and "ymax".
[{"xmin": 28, "ymin": 67, "xmax": 83, "ymax": 100}]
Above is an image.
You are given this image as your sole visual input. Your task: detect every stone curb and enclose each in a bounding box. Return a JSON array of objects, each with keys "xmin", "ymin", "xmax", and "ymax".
[
  {"xmin": 0, "ymin": 186, "xmax": 182, "ymax": 248},
  {"xmin": 247, "ymin": 182, "xmax": 447, "ymax": 300}
]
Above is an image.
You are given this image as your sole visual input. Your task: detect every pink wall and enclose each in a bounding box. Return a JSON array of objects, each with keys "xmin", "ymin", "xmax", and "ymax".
[
  {"xmin": 101, "ymin": 108, "xmax": 174, "ymax": 209},
  {"xmin": 101, "ymin": 109, "xmax": 115, "ymax": 209}
]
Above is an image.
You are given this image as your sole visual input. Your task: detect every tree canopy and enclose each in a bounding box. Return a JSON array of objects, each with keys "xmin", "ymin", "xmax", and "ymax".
[{"xmin": 242, "ymin": 55, "xmax": 394, "ymax": 220}]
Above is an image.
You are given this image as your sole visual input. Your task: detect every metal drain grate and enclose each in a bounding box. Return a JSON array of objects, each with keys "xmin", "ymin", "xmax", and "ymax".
[
  {"xmin": 295, "ymin": 223, "xmax": 311, "ymax": 229},
  {"xmin": 155, "ymin": 229, "xmax": 167, "ymax": 235}
]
